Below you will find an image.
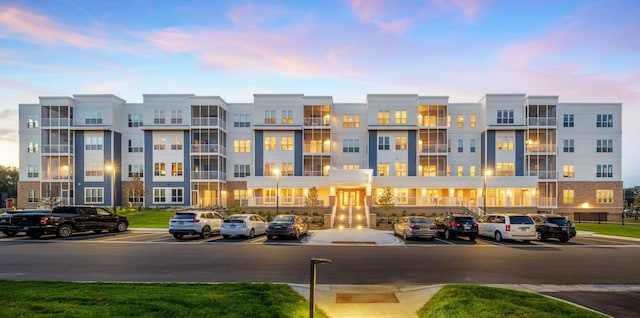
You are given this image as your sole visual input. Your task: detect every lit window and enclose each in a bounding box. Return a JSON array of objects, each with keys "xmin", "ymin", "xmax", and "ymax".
[
  {"xmin": 264, "ymin": 110, "xmax": 276, "ymax": 124},
  {"xmin": 234, "ymin": 139, "xmax": 251, "ymax": 153},
  {"xmin": 378, "ymin": 163, "xmax": 390, "ymax": 176},
  {"xmin": 154, "ymin": 163, "xmax": 166, "ymax": 176},
  {"xmin": 596, "ymin": 189, "xmax": 613, "ymax": 204},
  {"xmin": 563, "ymin": 189, "xmax": 574, "ymax": 204},
  {"xmin": 378, "ymin": 111, "xmax": 390, "ymax": 124},
  {"xmin": 395, "ymin": 137, "xmax": 407, "ymax": 150},
  {"xmin": 563, "ymin": 165, "xmax": 574, "ymax": 178},
  {"xmin": 395, "ymin": 111, "xmax": 407, "ymax": 124},
  {"xmin": 281, "ymin": 110, "xmax": 293, "ymax": 124},
  {"xmin": 395, "ymin": 163, "xmax": 407, "ymax": 176},
  {"xmin": 457, "ymin": 114, "xmax": 464, "ymax": 128},
  {"xmin": 281, "ymin": 137, "xmax": 293, "ymax": 151},
  {"xmin": 343, "ymin": 115, "xmax": 360, "ymax": 128},
  {"xmin": 171, "ymin": 163, "xmax": 183, "ymax": 176},
  {"xmin": 470, "ymin": 114, "xmax": 476, "ymax": 128},
  {"xmin": 264, "ymin": 136, "xmax": 276, "ymax": 151}
]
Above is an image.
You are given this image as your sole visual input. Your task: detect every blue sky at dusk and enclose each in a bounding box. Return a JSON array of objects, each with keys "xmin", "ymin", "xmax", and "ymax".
[{"xmin": 1, "ymin": 0, "xmax": 639, "ymax": 183}]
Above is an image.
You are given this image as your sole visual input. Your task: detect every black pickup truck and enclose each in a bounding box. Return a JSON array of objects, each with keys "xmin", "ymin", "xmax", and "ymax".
[{"xmin": 1, "ymin": 206, "xmax": 128, "ymax": 239}]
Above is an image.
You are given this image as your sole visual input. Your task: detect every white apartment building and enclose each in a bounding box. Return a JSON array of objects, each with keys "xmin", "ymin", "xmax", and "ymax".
[{"xmin": 17, "ymin": 93, "xmax": 623, "ymax": 223}]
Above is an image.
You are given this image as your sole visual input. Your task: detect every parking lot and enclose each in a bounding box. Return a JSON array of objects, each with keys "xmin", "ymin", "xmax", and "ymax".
[{"xmin": 1, "ymin": 229, "xmax": 638, "ymax": 247}]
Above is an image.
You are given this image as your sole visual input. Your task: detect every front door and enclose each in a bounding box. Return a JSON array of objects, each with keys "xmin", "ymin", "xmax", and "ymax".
[{"xmin": 337, "ymin": 189, "xmax": 365, "ymax": 207}]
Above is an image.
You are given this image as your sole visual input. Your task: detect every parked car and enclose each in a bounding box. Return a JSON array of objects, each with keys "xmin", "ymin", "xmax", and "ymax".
[
  {"xmin": 393, "ymin": 216, "xmax": 438, "ymax": 240},
  {"xmin": 220, "ymin": 214, "xmax": 267, "ymax": 239},
  {"xmin": 529, "ymin": 214, "xmax": 576, "ymax": 242},
  {"xmin": 477, "ymin": 213, "xmax": 536, "ymax": 243},
  {"xmin": 0, "ymin": 209, "xmax": 51, "ymax": 237},
  {"xmin": 169, "ymin": 211, "xmax": 224, "ymax": 239},
  {"xmin": 434, "ymin": 214, "xmax": 479, "ymax": 241},
  {"xmin": 265, "ymin": 214, "xmax": 308, "ymax": 240}
]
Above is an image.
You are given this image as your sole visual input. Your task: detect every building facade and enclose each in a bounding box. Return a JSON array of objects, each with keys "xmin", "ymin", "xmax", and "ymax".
[{"xmin": 17, "ymin": 93, "xmax": 623, "ymax": 222}]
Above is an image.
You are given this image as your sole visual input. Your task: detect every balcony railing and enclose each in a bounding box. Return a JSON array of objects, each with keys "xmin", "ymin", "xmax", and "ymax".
[
  {"xmin": 528, "ymin": 117, "xmax": 557, "ymax": 126},
  {"xmin": 303, "ymin": 170, "xmax": 328, "ymax": 176},
  {"xmin": 41, "ymin": 118, "xmax": 71, "ymax": 127},
  {"xmin": 420, "ymin": 143, "xmax": 448, "ymax": 153},
  {"xmin": 41, "ymin": 144, "xmax": 74, "ymax": 154},
  {"xmin": 527, "ymin": 170, "xmax": 558, "ymax": 180},
  {"xmin": 190, "ymin": 144, "xmax": 226, "ymax": 155},
  {"xmin": 526, "ymin": 144, "xmax": 557, "ymax": 153},
  {"xmin": 190, "ymin": 171, "xmax": 226, "ymax": 180},
  {"xmin": 418, "ymin": 117, "xmax": 447, "ymax": 127},
  {"xmin": 303, "ymin": 144, "xmax": 331, "ymax": 153},
  {"xmin": 191, "ymin": 117, "xmax": 226, "ymax": 128},
  {"xmin": 303, "ymin": 117, "xmax": 330, "ymax": 127}
]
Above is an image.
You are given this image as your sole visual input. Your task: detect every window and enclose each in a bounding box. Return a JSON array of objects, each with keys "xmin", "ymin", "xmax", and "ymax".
[
  {"xmin": 496, "ymin": 162, "xmax": 514, "ymax": 176},
  {"xmin": 395, "ymin": 111, "xmax": 407, "ymax": 124},
  {"xmin": 563, "ymin": 139, "xmax": 574, "ymax": 153},
  {"xmin": 153, "ymin": 137, "xmax": 166, "ymax": 150},
  {"xmin": 470, "ymin": 114, "xmax": 476, "ymax": 128},
  {"xmin": 171, "ymin": 110, "xmax": 183, "ymax": 124},
  {"xmin": 470, "ymin": 165, "xmax": 476, "ymax": 177},
  {"xmin": 154, "ymin": 163, "xmax": 166, "ymax": 176},
  {"xmin": 264, "ymin": 136, "xmax": 276, "ymax": 151},
  {"xmin": 234, "ymin": 114, "xmax": 250, "ymax": 127},
  {"xmin": 84, "ymin": 188, "xmax": 103, "ymax": 204},
  {"xmin": 28, "ymin": 165, "xmax": 38, "ymax": 178},
  {"xmin": 597, "ymin": 164, "xmax": 613, "ymax": 178},
  {"xmin": 27, "ymin": 189, "xmax": 38, "ymax": 203},
  {"xmin": 596, "ymin": 114, "xmax": 613, "ymax": 128},
  {"xmin": 128, "ymin": 114, "xmax": 143, "ymax": 127},
  {"xmin": 234, "ymin": 139, "xmax": 251, "ymax": 153},
  {"xmin": 154, "ymin": 110, "xmax": 166, "ymax": 124},
  {"xmin": 391, "ymin": 136, "xmax": 405, "ymax": 150},
  {"xmin": 128, "ymin": 164, "xmax": 144, "ymax": 178},
  {"xmin": 457, "ymin": 114, "xmax": 464, "ymax": 128},
  {"xmin": 27, "ymin": 141, "xmax": 39, "ymax": 153},
  {"xmin": 28, "ymin": 115, "xmax": 39, "ymax": 128},
  {"xmin": 395, "ymin": 162, "xmax": 407, "ymax": 176},
  {"xmin": 343, "ymin": 139, "xmax": 360, "ymax": 153},
  {"xmin": 596, "ymin": 189, "xmax": 613, "ymax": 204},
  {"xmin": 470, "ymin": 139, "xmax": 476, "ymax": 153},
  {"xmin": 597, "ymin": 139, "xmax": 613, "ymax": 153},
  {"xmin": 170, "ymin": 137, "xmax": 182, "ymax": 150},
  {"xmin": 343, "ymin": 115, "xmax": 360, "ymax": 128},
  {"xmin": 563, "ymin": 114, "xmax": 574, "ymax": 127},
  {"xmin": 234, "ymin": 189, "xmax": 248, "ymax": 200},
  {"xmin": 563, "ymin": 189, "xmax": 574, "ymax": 204},
  {"xmin": 85, "ymin": 136, "xmax": 103, "ymax": 151},
  {"xmin": 378, "ymin": 111, "xmax": 390, "ymax": 124},
  {"xmin": 264, "ymin": 110, "xmax": 276, "ymax": 124},
  {"xmin": 171, "ymin": 163, "xmax": 183, "ymax": 176},
  {"xmin": 281, "ymin": 162, "xmax": 293, "ymax": 176},
  {"xmin": 264, "ymin": 163, "xmax": 278, "ymax": 176},
  {"xmin": 128, "ymin": 189, "xmax": 144, "ymax": 204},
  {"xmin": 171, "ymin": 188, "xmax": 183, "ymax": 203},
  {"xmin": 457, "ymin": 139, "xmax": 463, "ymax": 153},
  {"xmin": 497, "ymin": 136, "xmax": 514, "ymax": 150},
  {"xmin": 281, "ymin": 110, "xmax": 293, "ymax": 124},
  {"xmin": 128, "ymin": 139, "xmax": 144, "ymax": 153},
  {"xmin": 397, "ymin": 188, "xmax": 408, "ymax": 204},
  {"xmin": 343, "ymin": 164, "xmax": 360, "ymax": 170},
  {"xmin": 457, "ymin": 165, "xmax": 464, "ymax": 177},
  {"xmin": 281, "ymin": 137, "xmax": 293, "ymax": 151},
  {"xmin": 154, "ymin": 188, "xmax": 166, "ymax": 203},
  {"xmin": 378, "ymin": 163, "xmax": 390, "ymax": 176},
  {"xmin": 85, "ymin": 163, "xmax": 104, "ymax": 177},
  {"xmin": 378, "ymin": 136, "xmax": 390, "ymax": 150},
  {"xmin": 85, "ymin": 111, "xmax": 103, "ymax": 124},
  {"xmin": 234, "ymin": 164, "xmax": 251, "ymax": 177},
  {"xmin": 497, "ymin": 110, "xmax": 514, "ymax": 124},
  {"xmin": 563, "ymin": 165, "xmax": 574, "ymax": 178}
]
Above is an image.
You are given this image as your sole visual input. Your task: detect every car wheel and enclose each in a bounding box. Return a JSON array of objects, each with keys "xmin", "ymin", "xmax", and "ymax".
[
  {"xmin": 27, "ymin": 232, "xmax": 42, "ymax": 239},
  {"xmin": 494, "ymin": 231, "xmax": 502, "ymax": 242},
  {"xmin": 559, "ymin": 236, "xmax": 569, "ymax": 242},
  {"xmin": 93, "ymin": 229, "xmax": 103, "ymax": 234},
  {"xmin": 200, "ymin": 226, "xmax": 211, "ymax": 239},
  {"xmin": 248, "ymin": 229, "xmax": 255, "ymax": 238},
  {"xmin": 444, "ymin": 229, "xmax": 451, "ymax": 240},
  {"xmin": 3, "ymin": 230, "xmax": 18, "ymax": 237},
  {"xmin": 173, "ymin": 233, "xmax": 184, "ymax": 239},
  {"xmin": 402, "ymin": 230, "xmax": 408, "ymax": 240},
  {"xmin": 535, "ymin": 231, "xmax": 543, "ymax": 241},
  {"xmin": 56, "ymin": 224, "xmax": 73, "ymax": 238},
  {"xmin": 222, "ymin": 234, "xmax": 230, "ymax": 239},
  {"xmin": 267, "ymin": 235, "xmax": 273, "ymax": 240},
  {"xmin": 469, "ymin": 234, "xmax": 477, "ymax": 242},
  {"xmin": 116, "ymin": 221, "xmax": 128, "ymax": 232}
]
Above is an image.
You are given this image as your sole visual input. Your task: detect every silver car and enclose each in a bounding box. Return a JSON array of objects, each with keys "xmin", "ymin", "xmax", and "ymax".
[
  {"xmin": 169, "ymin": 211, "xmax": 224, "ymax": 239},
  {"xmin": 394, "ymin": 216, "xmax": 438, "ymax": 240},
  {"xmin": 220, "ymin": 214, "xmax": 267, "ymax": 239}
]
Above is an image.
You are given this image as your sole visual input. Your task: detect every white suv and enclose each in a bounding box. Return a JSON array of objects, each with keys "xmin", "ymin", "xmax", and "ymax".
[
  {"xmin": 477, "ymin": 214, "xmax": 537, "ymax": 243},
  {"xmin": 169, "ymin": 211, "xmax": 224, "ymax": 239}
]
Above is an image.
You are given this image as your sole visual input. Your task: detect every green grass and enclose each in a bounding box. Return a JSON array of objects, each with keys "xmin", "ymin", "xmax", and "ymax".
[
  {"xmin": 0, "ymin": 281, "xmax": 325, "ymax": 318},
  {"xmin": 120, "ymin": 210, "xmax": 174, "ymax": 228},
  {"xmin": 575, "ymin": 223, "xmax": 640, "ymax": 238},
  {"xmin": 418, "ymin": 285, "xmax": 605, "ymax": 318}
]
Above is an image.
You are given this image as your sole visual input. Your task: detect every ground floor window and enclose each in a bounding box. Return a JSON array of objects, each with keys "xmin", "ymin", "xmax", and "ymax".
[
  {"xmin": 27, "ymin": 189, "xmax": 38, "ymax": 203},
  {"xmin": 153, "ymin": 187, "xmax": 185, "ymax": 203},
  {"xmin": 596, "ymin": 189, "xmax": 613, "ymax": 204},
  {"xmin": 84, "ymin": 188, "xmax": 104, "ymax": 204}
]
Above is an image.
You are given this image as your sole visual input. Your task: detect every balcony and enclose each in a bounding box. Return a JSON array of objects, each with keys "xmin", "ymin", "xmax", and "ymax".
[
  {"xmin": 420, "ymin": 143, "xmax": 448, "ymax": 154},
  {"xmin": 190, "ymin": 171, "xmax": 226, "ymax": 180},
  {"xmin": 190, "ymin": 144, "xmax": 226, "ymax": 155},
  {"xmin": 191, "ymin": 117, "xmax": 226, "ymax": 128},
  {"xmin": 41, "ymin": 118, "xmax": 71, "ymax": 127},
  {"xmin": 526, "ymin": 144, "xmax": 557, "ymax": 153},
  {"xmin": 528, "ymin": 170, "xmax": 558, "ymax": 180},
  {"xmin": 41, "ymin": 144, "xmax": 74, "ymax": 154},
  {"xmin": 303, "ymin": 117, "xmax": 330, "ymax": 127},
  {"xmin": 528, "ymin": 117, "xmax": 557, "ymax": 127}
]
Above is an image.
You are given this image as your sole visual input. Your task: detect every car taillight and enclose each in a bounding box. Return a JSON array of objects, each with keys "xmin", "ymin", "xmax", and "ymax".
[
  {"xmin": 505, "ymin": 224, "xmax": 511, "ymax": 232},
  {"xmin": 39, "ymin": 216, "xmax": 49, "ymax": 225},
  {"xmin": 409, "ymin": 225, "xmax": 418, "ymax": 229},
  {"xmin": 473, "ymin": 223, "xmax": 478, "ymax": 228},
  {"xmin": 193, "ymin": 216, "xmax": 200, "ymax": 223},
  {"xmin": 430, "ymin": 225, "xmax": 437, "ymax": 230},
  {"xmin": 451, "ymin": 222, "xmax": 460, "ymax": 227}
]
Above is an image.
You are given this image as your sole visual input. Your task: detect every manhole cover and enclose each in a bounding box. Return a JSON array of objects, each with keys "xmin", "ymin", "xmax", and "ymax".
[{"xmin": 336, "ymin": 292, "xmax": 399, "ymax": 303}]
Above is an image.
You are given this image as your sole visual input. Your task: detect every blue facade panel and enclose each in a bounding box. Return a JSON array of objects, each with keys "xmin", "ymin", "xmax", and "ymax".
[
  {"xmin": 368, "ymin": 131, "xmax": 377, "ymax": 174},
  {"xmin": 74, "ymin": 132, "xmax": 85, "ymax": 204},
  {"xmin": 144, "ymin": 131, "xmax": 153, "ymax": 205},
  {"xmin": 515, "ymin": 130, "xmax": 524, "ymax": 176},
  {"xmin": 255, "ymin": 131, "xmax": 264, "ymax": 176},
  {"xmin": 486, "ymin": 131, "xmax": 496, "ymax": 171},
  {"xmin": 183, "ymin": 130, "xmax": 191, "ymax": 206},
  {"xmin": 294, "ymin": 131, "xmax": 302, "ymax": 176},
  {"xmin": 408, "ymin": 131, "xmax": 416, "ymax": 176}
]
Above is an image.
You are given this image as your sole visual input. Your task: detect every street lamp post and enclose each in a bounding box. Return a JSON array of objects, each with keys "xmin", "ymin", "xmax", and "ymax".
[
  {"xmin": 273, "ymin": 168, "xmax": 280, "ymax": 214},
  {"xmin": 483, "ymin": 169, "xmax": 492, "ymax": 215},
  {"xmin": 105, "ymin": 164, "xmax": 116, "ymax": 214}
]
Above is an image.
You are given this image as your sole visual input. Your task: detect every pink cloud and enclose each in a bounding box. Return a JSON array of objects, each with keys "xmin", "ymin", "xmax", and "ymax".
[
  {"xmin": 348, "ymin": 0, "xmax": 414, "ymax": 34},
  {"xmin": 431, "ymin": 0, "xmax": 482, "ymax": 19},
  {"xmin": 0, "ymin": 5, "xmax": 107, "ymax": 48}
]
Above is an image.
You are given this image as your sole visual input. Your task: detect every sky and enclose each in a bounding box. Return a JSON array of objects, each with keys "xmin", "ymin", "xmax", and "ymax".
[{"xmin": 0, "ymin": 0, "xmax": 639, "ymax": 184}]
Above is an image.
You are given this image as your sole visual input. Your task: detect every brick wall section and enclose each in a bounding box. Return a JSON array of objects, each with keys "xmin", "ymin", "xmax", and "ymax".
[
  {"xmin": 226, "ymin": 181, "xmax": 247, "ymax": 206},
  {"xmin": 17, "ymin": 181, "xmax": 40, "ymax": 209},
  {"xmin": 557, "ymin": 181, "xmax": 624, "ymax": 220}
]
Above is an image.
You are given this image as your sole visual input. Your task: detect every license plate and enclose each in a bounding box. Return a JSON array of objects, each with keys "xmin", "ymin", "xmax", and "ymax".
[
  {"xmin": 463, "ymin": 225, "xmax": 470, "ymax": 230},
  {"xmin": 22, "ymin": 226, "xmax": 29, "ymax": 230},
  {"xmin": 519, "ymin": 227, "xmax": 529, "ymax": 231},
  {"xmin": 230, "ymin": 225, "xmax": 236, "ymax": 228},
  {"xmin": 178, "ymin": 221, "xmax": 183, "ymax": 225}
]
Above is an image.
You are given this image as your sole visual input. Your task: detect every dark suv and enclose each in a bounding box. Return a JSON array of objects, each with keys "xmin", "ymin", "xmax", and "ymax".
[
  {"xmin": 529, "ymin": 214, "xmax": 576, "ymax": 242},
  {"xmin": 434, "ymin": 214, "xmax": 478, "ymax": 241}
]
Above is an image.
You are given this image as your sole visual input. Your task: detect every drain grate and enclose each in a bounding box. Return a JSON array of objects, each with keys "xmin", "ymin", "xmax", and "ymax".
[{"xmin": 336, "ymin": 292, "xmax": 399, "ymax": 304}]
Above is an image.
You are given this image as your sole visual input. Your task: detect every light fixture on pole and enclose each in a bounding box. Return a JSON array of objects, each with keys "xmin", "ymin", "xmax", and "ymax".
[
  {"xmin": 273, "ymin": 168, "xmax": 280, "ymax": 214},
  {"xmin": 483, "ymin": 169, "xmax": 493, "ymax": 215},
  {"xmin": 105, "ymin": 163, "xmax": 116, "ymax": 214}
]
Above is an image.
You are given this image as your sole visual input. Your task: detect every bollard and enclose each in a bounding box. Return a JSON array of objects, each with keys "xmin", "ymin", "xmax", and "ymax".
[{"xmin": 310, "ymin": 258, "xmax": 332, "ymax": 318}]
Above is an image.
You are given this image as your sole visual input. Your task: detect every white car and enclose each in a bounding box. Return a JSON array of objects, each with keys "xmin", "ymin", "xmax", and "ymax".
[
  {"xmin": 477, "ymin": 213, "xmax": 537, "ymax": 243},
  {"xmin": 169, "ymin": 211, "xmax": 224, "ymax": 239},
  {"xmin": 220, "ymin": 214, "xmax": 267, "ymax": 239}
]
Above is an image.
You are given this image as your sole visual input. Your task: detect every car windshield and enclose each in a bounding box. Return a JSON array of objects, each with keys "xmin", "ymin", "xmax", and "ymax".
[
  {"xmin": 272, "ymin": 216, "xmax": 294, "ymax": 223},
  {"xmin": 410, "ymin": 218, "xmax": 430, "ymax": 224},
  {"xmin": 454, "ymin": 217, "xmax": 474, "ymax": 224},
  {"xmin": 509, "ymin": 216, "xmax": 534, "ymax": 224},
  {"xmin": 228, "ymin": 215, "xmax": 248, "ymax": 221},
  {"xmin": 546, "ymin": 217, "xmax": 567, "ymax": 225},
  {"xmin": 172, "ymin": 213, "xmax": 196, "ymax": 220}
]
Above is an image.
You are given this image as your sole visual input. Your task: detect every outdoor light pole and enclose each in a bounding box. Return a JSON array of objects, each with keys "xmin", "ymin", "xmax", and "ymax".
[
  {"xmin": 273, "ymin": 168, "xmax": 280, "ymax": 214},
  {"xmin": 483, "ymin": 169, "xmax": 492, "ymax": 215},
  {"xmin": 106, "ymin": 163, "xmax": 116, "ymax": 214},
  {"xmin": 310, "ymin": 258, "xmax": 332, "ymax": 318}
]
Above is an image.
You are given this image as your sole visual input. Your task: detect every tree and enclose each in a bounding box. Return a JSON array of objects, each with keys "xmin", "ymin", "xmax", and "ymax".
[
  {"xmin": 305, "ymin": 187, "xmax": 320, "ymax": 218},
  {"xmin": 122, "ymin": 175, "xmax": 147, "ymax": 210},
  {"xmin": 0, "ymin": 165, "xmax": 18, "ymax": 198},
  {"xmin": 40, "ymin": 190, "xmax": 61, "ymax": 210},
  {"xmin": 376, "ymin": 187, "xmax": 395, "ymax": 224}
]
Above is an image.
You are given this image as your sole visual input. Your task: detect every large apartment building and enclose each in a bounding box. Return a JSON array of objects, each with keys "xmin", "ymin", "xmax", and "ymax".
[{"xmin": 17, "ymin": 93, "xmax": 623, "ymax": 222}]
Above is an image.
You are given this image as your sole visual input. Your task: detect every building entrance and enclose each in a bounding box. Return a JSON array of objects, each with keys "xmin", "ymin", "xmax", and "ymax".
[{"xmin": 333, "ymin": 188, "xmax": 368, "ymax": 229}]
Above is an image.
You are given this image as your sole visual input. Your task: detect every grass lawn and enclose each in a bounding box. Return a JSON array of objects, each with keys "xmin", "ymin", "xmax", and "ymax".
[
  {"xmin": 120, "ymin": 209, "xmax": 175, "ymax": 228},
  {"xmin": 0, "ymin": 281, "xmax": 325, "ymax": 318},
  {"xmin": 418, "ymin": 285, "xmax": 605, "ymax": 318},
  {"xmin": 575, "ymin": 223, "xmax": 640, "ymax": 238}
]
